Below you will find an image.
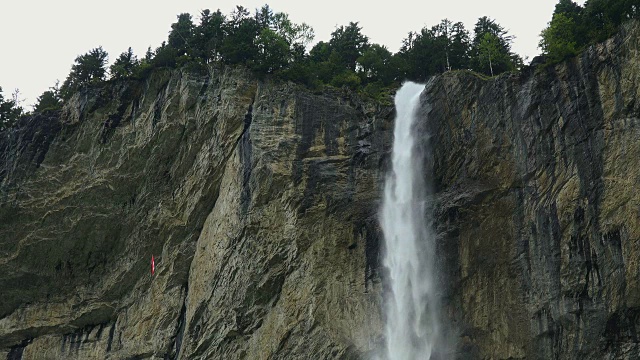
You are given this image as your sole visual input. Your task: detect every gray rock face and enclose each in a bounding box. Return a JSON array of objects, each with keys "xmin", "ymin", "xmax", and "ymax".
[
  {"xmin": 424, "ymin": 21, "xmax": 640, "ymax": 360},
  {"xmin": 3, "ymin": 21, "xmax": 640, "ymax": 359},
  {"xmin": 0, "ymin": 67, "xmax": 390, "ymax": 359}
]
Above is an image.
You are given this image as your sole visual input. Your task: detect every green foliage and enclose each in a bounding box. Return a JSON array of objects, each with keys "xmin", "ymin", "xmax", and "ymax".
[
  {"xmin": 397, "ymin": 19, "xmax": 472, "ymax": 81},
  {"xmin": 304, "ymin": 22, "xmax": 372, "ymax": 87},
  {"xmin": 133, "ymin": 62, "xmax": 154, "ymax": 80},
  {"xmin": 477, "ymin": 33, "xmax": 500, "ymax": 76},
  {"xmin": 584, "ymin": 0, "xmax": 618, "ymax": 41},
  {"xmin": 194, "ymin": 9, "xmax": 226, "ymax": 62},
  {"xmin": 556, "ymin": 0, "xmax": 583, "ymax": 16},
  {"xmin": 328, "ymin": 22, "xmax": 369, "ymax": 71},
  {"xmin": 0, "ymin": 86, "xmax": 23, "ymax": 130},
  {"xmin": 254, "ymin": 28, "xmax": 290, "ymax": 73},
  {"xmin": 330, "ymin": 70, "xmax": 361, "ymax": 89},
  {"xmin": 539, "ymin": 13, "xmax": 579, "ymax": 62},
  {"xmin": 357, "ymin": 44, "xmax": 396, "ymax": 85},
  {"xmin": 540, "ymin": 0, "xmax": 640, "ymax": 65},
  {"xmin": 60, "ymin": 46, "xmax": 108, "ymax": 99},
  {"xmin": 34, "ymin": 82, "xmax": 62, "ymax": 113},
  {"xmin": 276, "ymin": 60, "xmax": 319, "ymax": 88},
  {"xmin": 362, "ymin": 81, "xmax": 393, "ymax": 105},
  {"xmin": 153, "ymin": 42, "xmax": 178, "ymax": 68},
  {"xmin": 397, "ymin": 30, "xmax": 434, "ymax": 81},
  {"xmin": 168, "ymin": 13, "xmax": 196, "ymax": 57},
  {"xmin": 144, "ymin": 47, "xmax": 154, "ymax": 62},
  {"xmin": 34, "ymin": 90, "xmax": 62, "ymax": 113},
  {"xmin": 220, "ymin": 6, "xmax": 261, "ymax": 65},
  {"xmin": 471, "ymin": 17, "xmax": 521, "ymax": 75},
  {"xmin": 52, "ymin": 5, "xmax": 321, "ymax": 104},
  {"xmin": 430, "ymin": 19, "xmax": 471, "ymax": 71},
  {"xmin": 58, "ymin": 2, "xmax": 640, "ymax": 116},
  {"xmin": 110, "ymin": 47, "xmax": 139, "ymax": 80},
  {"xmin": 22, "ymin": 0, "xmax": 640, "ymax": 119},
  {"xmin": 250, "ymin": 7, "xmax": 315, "ymax": 74},
  {"xmin": 129, "ymin": 47, "xmax": 155, "ymax": 79},
  {"xmin": 272, "ymin": 12, "xmax": 314, "ymax": 47},
  {"xmin": 309, "ymin": 41, "xmax": 331, "ymax": 63}
]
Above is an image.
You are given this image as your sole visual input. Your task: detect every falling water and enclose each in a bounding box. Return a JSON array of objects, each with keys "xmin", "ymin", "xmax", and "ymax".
[{"xmin": 380, "ymin": 82, "xmax": 440, "ymax": 360}]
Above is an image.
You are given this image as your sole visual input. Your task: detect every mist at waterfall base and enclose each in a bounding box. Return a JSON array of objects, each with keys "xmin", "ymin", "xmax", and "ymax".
[{"xmin": 379, "ymin": 82, "xmax": 442, "ymax": 360}]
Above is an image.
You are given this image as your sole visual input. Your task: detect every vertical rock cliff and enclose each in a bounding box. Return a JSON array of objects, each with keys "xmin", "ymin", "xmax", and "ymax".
[
  {"xmin": 425, "ymin": 21, "xmax": 640, "ymax": 359},
  {"xmin": 0, "ymin": 67, "xmax": 391, "ymax": 359},
  {"xmin": 3, "ymin": 21, "xmax": 640, "ymax": 360}
]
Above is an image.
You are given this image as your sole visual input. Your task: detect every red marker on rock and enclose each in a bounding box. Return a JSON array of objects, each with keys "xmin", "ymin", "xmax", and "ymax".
[{"xmin": 151, "ymin": 255, "xmax": 155, "ymax": 275}]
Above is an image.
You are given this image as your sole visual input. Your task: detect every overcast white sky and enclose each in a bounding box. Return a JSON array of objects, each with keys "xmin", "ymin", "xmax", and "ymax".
[{"xmin": 0, "ymin": 0, "xmax": 586, "ymax": 107}]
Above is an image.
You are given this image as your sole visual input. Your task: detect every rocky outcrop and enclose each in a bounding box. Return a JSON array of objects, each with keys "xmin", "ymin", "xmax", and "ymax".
[
  {"xmin": 0, "ymin": 67, "xmax": 391, "ymax": 359},
  {"xmin": 425, "ymin": 20, "xmax": 640, "ymax": 359}
]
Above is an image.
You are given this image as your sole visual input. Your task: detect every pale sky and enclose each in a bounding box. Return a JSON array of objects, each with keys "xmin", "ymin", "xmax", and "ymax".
[{"xmin": 0, "ymin": 0, "xmax": 586, "ymax": 108}]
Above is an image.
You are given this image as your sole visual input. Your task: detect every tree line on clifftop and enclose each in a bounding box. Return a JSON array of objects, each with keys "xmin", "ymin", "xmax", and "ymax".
[{"xmin": 1, "ymin": 0, "xmax": 639, "ymax": 131}]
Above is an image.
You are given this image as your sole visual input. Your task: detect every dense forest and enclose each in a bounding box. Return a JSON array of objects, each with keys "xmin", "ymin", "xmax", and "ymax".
[{"xmin": 1, "ymin": 0, "xmax": 639, "ymax": 131}]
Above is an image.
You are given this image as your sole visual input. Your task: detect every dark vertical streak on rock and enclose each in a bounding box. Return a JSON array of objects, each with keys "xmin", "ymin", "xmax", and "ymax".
[
  {"xmin": 423, "ymin": 22, "xmax": 640, "ymax": 359},
  {"xmin": 6, "ymin": 338, "xmax": 31, "ymax": 360},
  {"xmin": 106, "ymin": 322, "xmax": 116, "ymax": 352},
  {"xmin": 171, "ymin": 296, "xmax": 188, "ymax": 360},
  {"xmin": 292, "ymin": 93, "xmax": 314, "ymax": 187},
  {"xmin": 240, "ymin": 103, "xmax": 253, "ymax": 215}
]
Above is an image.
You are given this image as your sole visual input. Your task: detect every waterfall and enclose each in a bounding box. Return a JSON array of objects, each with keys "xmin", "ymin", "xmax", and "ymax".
[{"xmin": 380, "ymin": 82, "xmax": 440, "ymax": 360}]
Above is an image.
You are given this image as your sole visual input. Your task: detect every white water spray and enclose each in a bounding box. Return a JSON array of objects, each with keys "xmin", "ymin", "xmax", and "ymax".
[{"xmin": 380, "ymin": 82, "xmax": 440, "ymax": 360}]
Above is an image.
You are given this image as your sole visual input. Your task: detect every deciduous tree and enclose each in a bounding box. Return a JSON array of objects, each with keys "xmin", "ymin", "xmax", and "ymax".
[
  {"xmin": 539, "ymin": 13, "xmax": 580, "ymax": 62},
  {"xmin": 470, "ymin": 17, "xmax": 521, "ymax": 75}
]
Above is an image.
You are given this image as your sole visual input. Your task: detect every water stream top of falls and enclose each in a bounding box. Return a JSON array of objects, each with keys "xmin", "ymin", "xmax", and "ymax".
[{"xmin": 380, "ymin": 82, "xmax": 441, "ymax": 360}]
